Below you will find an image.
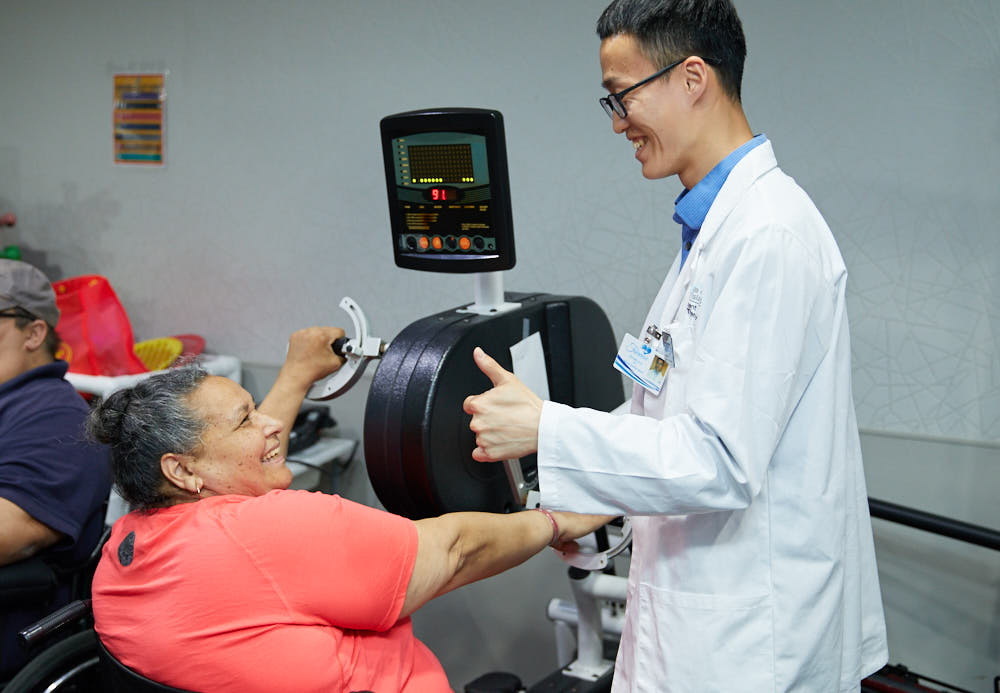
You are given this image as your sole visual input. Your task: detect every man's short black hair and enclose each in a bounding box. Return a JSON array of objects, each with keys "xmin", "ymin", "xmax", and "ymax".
[{"xmin": 597, "ymin": 0, "xmax": 747, "ymax": 103}]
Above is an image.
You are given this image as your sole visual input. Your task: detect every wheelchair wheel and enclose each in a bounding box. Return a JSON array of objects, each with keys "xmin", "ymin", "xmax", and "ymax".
[{"xmin": 3, "ymin": 630, "xmax": 101, "ymax": 693}]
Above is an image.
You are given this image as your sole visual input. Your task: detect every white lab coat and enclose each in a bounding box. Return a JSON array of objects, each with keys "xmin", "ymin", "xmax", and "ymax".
[{"xmin": 538, "ymin": 141, "xmax": 888, "ymax": 692}]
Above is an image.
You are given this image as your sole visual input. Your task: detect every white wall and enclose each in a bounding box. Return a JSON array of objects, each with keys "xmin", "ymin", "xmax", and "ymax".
[{"xmin": 2, "ymin": 1, "xmax": 997, "ymax": 690}]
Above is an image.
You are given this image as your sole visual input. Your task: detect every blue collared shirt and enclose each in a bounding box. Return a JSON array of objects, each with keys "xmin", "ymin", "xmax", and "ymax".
[{"xmin": 674, "ymin": 133, "xmax": 767, "ymax": 268}]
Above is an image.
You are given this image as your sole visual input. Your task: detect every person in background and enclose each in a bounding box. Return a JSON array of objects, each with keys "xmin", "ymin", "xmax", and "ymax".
[
  {"xmin": 462, "ymin": 1, "xmax": 888, "ymax": 691},
  {"xmin": 89, "ymin": 330, "xmax": 610, "ymax": 693},
  {"xmin": 0, "ymin": 259, "xmax": 111, "ymax": 680}
]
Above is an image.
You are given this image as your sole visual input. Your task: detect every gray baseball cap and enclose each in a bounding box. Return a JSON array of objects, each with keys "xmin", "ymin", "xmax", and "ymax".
[{"xmin": 0, "ymin": 259, "xmax": 60, "ymax": 326}]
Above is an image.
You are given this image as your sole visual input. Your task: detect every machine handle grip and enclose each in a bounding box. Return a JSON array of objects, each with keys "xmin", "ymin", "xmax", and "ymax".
[{"xmin": 332, "ymin": 337, "xmax": 349, "ymax": 357}]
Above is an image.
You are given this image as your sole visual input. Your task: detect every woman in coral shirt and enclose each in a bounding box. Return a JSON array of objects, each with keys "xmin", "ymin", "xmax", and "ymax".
[{"xmin": 89, "ymin": 330, "xmax": 605, "ymax": 693}]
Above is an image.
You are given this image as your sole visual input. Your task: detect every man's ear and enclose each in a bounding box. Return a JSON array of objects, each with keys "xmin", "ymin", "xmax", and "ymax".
[
  {"xmin": 681, "ymin": 56, "xmax": 712, "ymax": 99},
  {"xmin": 22, "ymin": 319, "xmax": 48, "ymax": 352},
  {"xmin": 161, "ymin": 453, "xmax": 201, "ymax": 494}
]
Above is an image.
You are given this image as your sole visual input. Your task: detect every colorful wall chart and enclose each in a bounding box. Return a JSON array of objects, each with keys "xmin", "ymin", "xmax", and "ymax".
[{"xmin": 113, "ymin": 74, "xmax": 165, "ymax": 165}]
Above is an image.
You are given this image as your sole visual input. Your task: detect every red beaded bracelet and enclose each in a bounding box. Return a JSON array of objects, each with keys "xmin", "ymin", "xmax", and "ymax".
[{"xmin": 535, "ymin": 508, "xmax": 560, "ymax": 547}]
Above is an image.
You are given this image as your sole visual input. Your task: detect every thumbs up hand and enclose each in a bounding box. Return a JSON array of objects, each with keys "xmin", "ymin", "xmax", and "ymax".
[{"xmin": 463, "ymin": 347, "xmax": 543, "ymax": 462}]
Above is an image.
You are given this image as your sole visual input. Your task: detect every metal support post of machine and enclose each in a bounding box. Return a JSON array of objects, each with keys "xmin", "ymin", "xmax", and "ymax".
[
  {"xmin": 460, "ymin": 272, "xmax": 521, "ymax": 316},
  {"xmin": 563, "ymin": 568, "xmax": 621, "ymax": 681}
]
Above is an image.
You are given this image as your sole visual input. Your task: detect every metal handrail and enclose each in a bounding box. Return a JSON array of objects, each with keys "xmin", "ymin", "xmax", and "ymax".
[{"xmin": 868, "ymin": 497, "xmax": 1000, "ymax": 552}]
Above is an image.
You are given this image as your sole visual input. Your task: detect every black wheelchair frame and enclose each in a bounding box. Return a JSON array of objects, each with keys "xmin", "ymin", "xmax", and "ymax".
[
  {"xmin": 0, "ymin": 515, "xmax": 109, "ymax": 691},
  {"xmin": 5, "ymin": 598, "xmax": 191, "ymax": 693}
]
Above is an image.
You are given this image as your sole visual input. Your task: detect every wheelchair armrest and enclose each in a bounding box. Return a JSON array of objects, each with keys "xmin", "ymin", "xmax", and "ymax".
[
  {"xmin": 18, "ymin": 599, "xmax": 92, "ymax": 649},
  {"xmin": 0, "ymin": 556, "xmax": 58, "ymax": 607}
]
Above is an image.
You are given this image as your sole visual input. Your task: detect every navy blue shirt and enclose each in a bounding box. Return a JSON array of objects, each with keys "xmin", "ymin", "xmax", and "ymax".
[
  {"xmin": 0, "ymin": 361, "xmax": 111, "ymax": 677},
  {"xmin": 674, "ymin": 133, "xmax": 768, "ymax": 267}
]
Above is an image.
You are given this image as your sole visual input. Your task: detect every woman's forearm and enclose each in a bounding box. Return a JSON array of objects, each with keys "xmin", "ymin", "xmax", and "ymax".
[
  {"xmin": 441, "ymin": 510, "xmax": 555, "ymax": 589},
  {"xmin": 400, "ymin": 509, "xmax": 610, "ymax": 619}
]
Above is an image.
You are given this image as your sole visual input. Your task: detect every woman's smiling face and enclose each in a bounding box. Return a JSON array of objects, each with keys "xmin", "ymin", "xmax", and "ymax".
[{"xmin": 185, "ymin": 376, "xmax": 292, "ymax": 497}]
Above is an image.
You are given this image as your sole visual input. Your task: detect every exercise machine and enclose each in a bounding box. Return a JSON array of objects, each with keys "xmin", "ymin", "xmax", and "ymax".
[{"xmin": 309, "ymin": 108, "xmax": 630, "ymax": 691}]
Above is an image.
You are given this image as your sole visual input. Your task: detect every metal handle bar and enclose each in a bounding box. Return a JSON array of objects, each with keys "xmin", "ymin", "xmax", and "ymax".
[{"xmin": 868, "ymin": 497, "xmax": 1000, "ymax": 552}]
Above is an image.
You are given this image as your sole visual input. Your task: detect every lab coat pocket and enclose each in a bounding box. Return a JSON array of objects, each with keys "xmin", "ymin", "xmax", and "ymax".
[{"xmin": 635, "ymin": 581, "xmax": 774, "ymax": 692}]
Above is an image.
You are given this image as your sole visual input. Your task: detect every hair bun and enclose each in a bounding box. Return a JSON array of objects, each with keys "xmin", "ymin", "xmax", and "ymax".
[{"xmin": 88, "ymin": 388, "xmax": 133, "ymax": 445}]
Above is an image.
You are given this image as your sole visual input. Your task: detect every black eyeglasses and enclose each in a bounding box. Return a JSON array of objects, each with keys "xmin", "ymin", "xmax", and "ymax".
[{"xmin": 599, "ymin": 56, "xmax": 720, "ymax": 120}]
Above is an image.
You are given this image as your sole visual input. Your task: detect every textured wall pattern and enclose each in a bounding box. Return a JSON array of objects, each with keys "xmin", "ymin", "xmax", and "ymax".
[
  {"xmin": 0, "ymin": 1, "xmax": 996, "ymax": 445},
  {"xmin": 744, "ymin": 1, "xmax": 1000, "ymax": 441},
  {"xmin": 517, "ymin": 1, "xmax": 1000, "ymax": 443}
]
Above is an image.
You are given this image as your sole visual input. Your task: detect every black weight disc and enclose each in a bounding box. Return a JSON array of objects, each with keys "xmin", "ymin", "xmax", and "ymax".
[{"xmin": 364, "ymin": 293, "xmax": 623, "ymax": 519}]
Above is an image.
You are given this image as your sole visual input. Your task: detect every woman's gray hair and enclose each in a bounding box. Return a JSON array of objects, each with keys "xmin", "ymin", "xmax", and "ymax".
[{"xmin": 88, "ymin": 366, "xmax": 210, "ymax": 511}]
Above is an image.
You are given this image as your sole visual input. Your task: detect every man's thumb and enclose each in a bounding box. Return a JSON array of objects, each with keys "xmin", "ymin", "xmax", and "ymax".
[{"xmin": 473, "ymin": 347, "xmax": 512, "ymax": 386}]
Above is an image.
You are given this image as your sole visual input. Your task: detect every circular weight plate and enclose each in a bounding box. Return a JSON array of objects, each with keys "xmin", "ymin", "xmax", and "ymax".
[
  {"xmin": 365, "ymin": 312, "xmax": 455, "ymax": 519},
  {"xmin": 417, "ymin": 316, "xmax": 519, "ymax": 515},
  {"xmin": 366, "ymin": 307, "xmax": 529, "ymax": 518},
  {"xmin": 365, "ymin": 294, "xmax": 625, "ymax": 520}
]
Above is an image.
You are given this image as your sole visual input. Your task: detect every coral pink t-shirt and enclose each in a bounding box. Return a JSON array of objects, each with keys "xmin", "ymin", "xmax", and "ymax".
[{"xmin": 93, "ymin": 490, "xmax": 451, "ymax": 692}]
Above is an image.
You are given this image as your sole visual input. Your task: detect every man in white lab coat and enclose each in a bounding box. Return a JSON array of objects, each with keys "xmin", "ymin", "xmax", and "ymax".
[{"xmin": 463, "ymin": 0, "xmax": 889, "ymax": 690}]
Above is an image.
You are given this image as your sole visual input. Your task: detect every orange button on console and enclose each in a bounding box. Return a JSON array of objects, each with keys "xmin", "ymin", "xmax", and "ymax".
[
  {"xmin": 458, "ymin": 236, "xmax": 471, "ymax": 250},
  {"xmin": 431, "ymin": 236, "xmax": 443, "ymax": 250},
  {"xmin": 418, "ymin": 236, "xmax": 430, "ymax": 249}
]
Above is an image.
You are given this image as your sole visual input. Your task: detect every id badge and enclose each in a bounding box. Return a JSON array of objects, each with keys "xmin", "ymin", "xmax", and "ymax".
[
  {"xmin": 661, "ymin": 332, "xmax": 675, "ymax": 368},
  {"xmin": 613, "ymin": 332, "xmax": 670, "ymax": 395}
]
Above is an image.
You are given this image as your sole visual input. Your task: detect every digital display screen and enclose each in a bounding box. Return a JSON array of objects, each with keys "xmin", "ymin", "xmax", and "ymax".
[
  {"xmin": 391, "ymin": 131, "xmax": 489, "ymax": 189},
  {"xmin": 408, "ymin": 144, "xmax": 474, "ymax": 184},
  {"xmin": 381, "ymin": 108, "xmax": 514, "ymax": 273},
  {"xmin": 389, "ymin": 131, "xmax": 492, "ymax": 252},
  {"xmin": 426, "ymin": 187, "xmax": 460, "ymax": 202}
]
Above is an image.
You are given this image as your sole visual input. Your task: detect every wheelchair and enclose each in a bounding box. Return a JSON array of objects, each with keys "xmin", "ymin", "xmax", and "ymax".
[
  {"xmin": 4, "ymin": 598, "xmax": 191, "ymax": 693},
  {"xmin": 0, "ymin": 503, "xmax": 110, "ymax": 692},
  {"xmin": 0, "ymin": 496, "xmax": 186, "ymax": 692}
]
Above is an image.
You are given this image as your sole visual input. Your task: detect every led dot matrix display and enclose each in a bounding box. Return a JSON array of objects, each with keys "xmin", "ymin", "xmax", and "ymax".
[{"xmin": 409, "ymin": 144, "xmax": 475, "ymax": 184}]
